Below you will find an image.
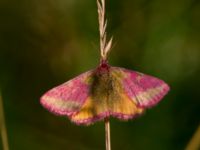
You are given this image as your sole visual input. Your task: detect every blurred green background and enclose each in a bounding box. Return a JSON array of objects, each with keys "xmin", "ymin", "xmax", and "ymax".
[{"xmin": 0, "ymin": 0, "xmax": 200, "ymax": 149}]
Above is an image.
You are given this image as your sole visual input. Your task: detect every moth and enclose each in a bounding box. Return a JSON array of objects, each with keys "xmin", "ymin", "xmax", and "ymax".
[{"xmin": 40, "ymin": 59, "xmax": 170, "ymax": 125}]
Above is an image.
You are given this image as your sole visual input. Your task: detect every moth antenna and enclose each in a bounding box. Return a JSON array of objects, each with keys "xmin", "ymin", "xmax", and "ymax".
[{"xmin": 97, "ymin": 0, "xmax": 113, "ymax": 61}]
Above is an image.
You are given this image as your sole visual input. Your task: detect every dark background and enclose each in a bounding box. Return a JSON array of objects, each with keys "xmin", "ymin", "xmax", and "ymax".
[{"xmin": 0, "ymin": 0, "xmax": 200, "ymax": 149}]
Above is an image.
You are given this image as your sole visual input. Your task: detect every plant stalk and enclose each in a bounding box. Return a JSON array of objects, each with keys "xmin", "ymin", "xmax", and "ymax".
[
  {"xmin": 105, "ymin": 118, "xmax": 111, "ymax": 150},
  {"xmin": 185, "ymin": 125, "xmax": 200, "ymax": 150},
  {"xmin": 0, "ymin": 92, "xmax": 9, "ymax": 150}
]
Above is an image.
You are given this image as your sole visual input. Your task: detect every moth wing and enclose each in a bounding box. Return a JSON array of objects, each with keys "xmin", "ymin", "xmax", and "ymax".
[
  {"xmin": 113, "ymin": 67, "xmax": 170, "ymax": 108},
  {"xmin": 40, "ymin": 70, "xmax": 93, "ymax": 116}
]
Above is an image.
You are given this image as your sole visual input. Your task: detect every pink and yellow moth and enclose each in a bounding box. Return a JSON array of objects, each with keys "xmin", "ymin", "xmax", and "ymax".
[{"xmin": 40, "ymin": 59, "xmax": 170, "ymax": 125}]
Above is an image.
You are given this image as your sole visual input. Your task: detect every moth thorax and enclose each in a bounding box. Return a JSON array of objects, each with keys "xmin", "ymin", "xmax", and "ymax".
[{"xmin": 91, "ymin": 69, "xmax": 113, "ymax": 98}]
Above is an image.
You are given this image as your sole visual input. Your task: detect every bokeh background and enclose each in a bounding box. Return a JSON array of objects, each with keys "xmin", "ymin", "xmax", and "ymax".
[{"xmin": 0, "ymin": 0, "xmax": 200, "ymax": 149}]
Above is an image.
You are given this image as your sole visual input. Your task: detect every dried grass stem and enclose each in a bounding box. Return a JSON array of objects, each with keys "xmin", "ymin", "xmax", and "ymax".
[
  {"xmin": 105, "ymin": 118, "xmax": 111, "ymax": 150},
  {"xmin": 0, "ymin": 92, "xmax": 9, "ymax": 150},
  {"xmin": 97, "ymin": 0, "xmax": 113, "ymax": 60}
]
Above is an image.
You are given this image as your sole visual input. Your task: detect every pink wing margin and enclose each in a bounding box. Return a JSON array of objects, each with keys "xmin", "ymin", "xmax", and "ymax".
[
  {"xmin": 116, "ymin": 67, "xmax": 170, "ymax": 108},
  {"xmin": 40, "ymin": 70, "xmax": 93, "ymax": 116}
]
